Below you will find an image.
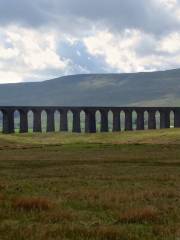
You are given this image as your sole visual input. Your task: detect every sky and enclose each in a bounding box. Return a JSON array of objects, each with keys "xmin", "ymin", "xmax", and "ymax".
[{"xmin": 0, "ymin": 0, "xmax": 180, "ymax": 83}]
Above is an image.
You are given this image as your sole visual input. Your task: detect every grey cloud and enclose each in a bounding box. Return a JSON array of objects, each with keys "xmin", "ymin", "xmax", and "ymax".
[
  {"xmin": 135, "ymin": 34, "xmax": 157, "ymax": 56},
  {"xmin": 52, "ymin": 0, "xmax": 179, "ymax": 35},
  {"xmin": 0, "ymin": 0, "xmax": 179, "ymax": 36},
  {"xmin": 0, "ymin": 1, "xmax": 47, "ymax": 26}
]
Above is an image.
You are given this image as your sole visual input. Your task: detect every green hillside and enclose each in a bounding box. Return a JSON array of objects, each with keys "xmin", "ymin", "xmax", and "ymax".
[{"xmin": 0, "ymin": 68, "xmax": 180, "ymax": 106}]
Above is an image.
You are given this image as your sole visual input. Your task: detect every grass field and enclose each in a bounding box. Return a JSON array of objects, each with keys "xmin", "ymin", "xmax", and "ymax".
[{"xmin": 0, "ymin": 129, "xmax": 180, "ymax": 239}]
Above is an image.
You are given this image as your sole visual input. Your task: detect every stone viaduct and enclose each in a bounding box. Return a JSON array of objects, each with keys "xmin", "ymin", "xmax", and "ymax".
[{"xmin": 1, "ymin": 106, "xmax": 180, "ymax": 134}]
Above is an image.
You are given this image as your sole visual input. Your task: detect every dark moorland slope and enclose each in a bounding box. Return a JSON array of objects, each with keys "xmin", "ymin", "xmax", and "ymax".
[{"xmin": 1, "ymin": 68, "xmax": 180, "ymax": 106}]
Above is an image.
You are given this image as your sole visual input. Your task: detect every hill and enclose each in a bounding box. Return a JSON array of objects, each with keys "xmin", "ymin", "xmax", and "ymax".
[{"xmin": 1, "ymin": 68, "xmax": 180, "ymax": 106}]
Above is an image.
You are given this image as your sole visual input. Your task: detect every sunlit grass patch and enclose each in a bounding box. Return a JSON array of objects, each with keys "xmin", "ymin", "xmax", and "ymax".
[{"xmin": 1, "ymin": 128, "xmax": 180, "ymax": 146}]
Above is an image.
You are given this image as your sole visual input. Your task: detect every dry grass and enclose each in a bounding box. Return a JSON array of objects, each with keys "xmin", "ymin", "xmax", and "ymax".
[
  {"xmin": 152, "ymin": 225, "xmax": 178, "ymax": 238},
  {"xmin": 117, "ymin": 206, "xmax": 160, "ymax": 224},
  {"xmin": 64, "ymin": 189, "xmax": 178, "ymax": 210},
  {"xmin": 0, "ymin": 131, "xmax": 179, "ymax": 239},
  {"xmin": 12, "ymin": 197, "xmax": 53, "ymax": 211},
  {"xmin": 0, "ymin": 193, "xmax": 5, "ymax": 201},
  {"xmin": 40, "ymin": 209, "xmax": 76, "ymax": 223},
  {"xmin": 2, "ymin": 128, "xmax": 180, "ymax": 146},
  {"xmin": 43, "ymin": 225, "xmax": 134, "ymax": 240}
]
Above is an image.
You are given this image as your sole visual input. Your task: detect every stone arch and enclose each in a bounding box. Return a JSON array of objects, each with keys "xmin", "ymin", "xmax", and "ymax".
[
  {"xmin": 108, "ymin": 110, "xmax": 113, "ymax": 132},
  {"xmin": 0, "ymin": 110, "xmax": 3, "ymax": 132},
  {"xmin": 112, "ymin": 110, "xmax": 121, "ymax": 132},
  {"xmin": 72, "ymin": 109, "xmax": 81, "ymax": 133},
  {"xmin": 67, "ymin": 110, "xmax": 73, "ymax": 132},
  {"xmin": 84, "ymin": 109, "xmax": 96, "ymax": 133},
  {"xmin": 54, "ymin": 110, "xmax": 60, "ymax": 132},
  {"xmin": 80, "ymin": 110, "xmax": 85, "ymax": 133},
  {"xmin": 95, "ymin": 110, "xmax": 101, "ymax": 132},
  {"xmin": 41, "ymin": 110, "xmax": 47, "ymax": 132},
  {"xmin": 136, "ymin": 110, "xmax": 144, "ymax": 130},
  {"xmin": 14, "ymin": 110, "xmax": 20, "ymax": 133},
  {"xmin": 46, "ymin": 109, "xmax": 55, "ymax": 132},
  {"xmin": 170, "ymin": 110, "xmax": 175, "ymax": 128},
  {"xmin": 160, "ymin": 109, "xmax": 170, "ymax": 129},
  {"xmin": 155, "ymin": 110, "xmax": 160, "ymax": 129},
  {"xmin": 144, "ymin": 111, "xmax": 148, "ymax": 130},
  {"xmin": 120, "ymin": 110, "xmax": 125, "ymax": 131},
  {"xmin": 27, "ymin": 110, "xmax": 34, "ymax": 133},
  {"xmin": 132, "ymin": 110, "xmax": 137, "ymax": 130},
  {"xmin": 100, "ymin": 109, "xmax": 109, "ymax": 132},
  {"xmin": 59, "ymin": 109, "xmax": 68, "ymax": 132}
]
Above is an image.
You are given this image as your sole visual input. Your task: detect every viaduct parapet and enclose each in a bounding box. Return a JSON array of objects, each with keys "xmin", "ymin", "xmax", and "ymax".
[{"xmin": 0, "ymin": 106, "xmax": 180, "ymax": 134}]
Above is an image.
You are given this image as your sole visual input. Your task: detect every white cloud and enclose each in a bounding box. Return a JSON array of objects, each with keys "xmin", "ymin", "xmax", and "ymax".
[
  {"xmin": 0, "ymin": 71, "xmax": 22, "ymax": 83},
  {"xmin": 158, "ymin": 32, "xmax": 180, "ymax": 53},
  {"xmin": 84, "ymin": 30, "xmax": 152, "ymax": 72},
  {"xmin": 84, "ymin": 29, "xmax": 180, "ymax": 72},
  {"xmin": 158, "ymin": 0, "xmax": 177, "ymax": 8},
  {"xmin": 0, "ymin": 25, "xmax": 69, "ymax": 83},
  {"xmin": 0, "ymin": 0, "xmax": 180, "ymax": 83},
  {"xmin": 0, "ymin": 46, "xmax": 19, "ymax": 60},
  {"xmin": 158, "ymin": 0, "xmax": 180, "ymax": 21}
]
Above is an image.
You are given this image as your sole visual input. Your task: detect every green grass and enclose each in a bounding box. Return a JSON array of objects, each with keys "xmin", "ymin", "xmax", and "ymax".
[{"xmin": 0, "ymin": 129, "xmax": 180, "ymax": 239}]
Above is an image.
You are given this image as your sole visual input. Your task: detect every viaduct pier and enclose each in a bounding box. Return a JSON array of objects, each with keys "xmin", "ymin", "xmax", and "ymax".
[{"xmin": 1, "ymin": 106, "xmax": 180, "ymax": 134}]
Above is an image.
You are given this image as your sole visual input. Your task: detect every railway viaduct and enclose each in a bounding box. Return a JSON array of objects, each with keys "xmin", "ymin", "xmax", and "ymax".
[{"xmin": 1, "ymin": 106, "xmax": 180, "ymax": 134}]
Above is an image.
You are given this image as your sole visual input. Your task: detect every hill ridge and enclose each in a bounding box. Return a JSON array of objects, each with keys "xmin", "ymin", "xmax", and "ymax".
[{"xmin": 0, "ymin": 68, "xmax": 180, "ymax": 106}]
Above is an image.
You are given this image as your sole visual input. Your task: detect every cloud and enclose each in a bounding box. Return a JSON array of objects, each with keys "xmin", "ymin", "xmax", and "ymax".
[
  {"xmin": 0, "ymin": 0, "xmax": 180, "ymax": 83},
  {"xmin": 83, "ymin": 30, "xmax": 153, "ymax": 72},
  {"xmin": 58, "ymin": 40, "xmax": 111, "ymax": 73},
  {"xmin": 84, "ymin": 29, "xmax": 180, "ymax": 72},
  {"xmin": 0, "ymin": 0, "xmax": 180, "ymax": 36},
  {"xmin": 158, "ymin": 32, "xmax": 180, "ymax": 53},
  {"xmin": 0, "ymin": 1, "xmax": 48, "ymax": 27},
  {"xmin": 0, "ymin": 25, "xmax": 69, "ymax": 83}
]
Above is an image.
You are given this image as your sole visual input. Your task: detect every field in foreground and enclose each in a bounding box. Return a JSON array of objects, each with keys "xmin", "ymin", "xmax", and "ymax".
[{"xmin": 0, "ymin": 129, "xmax": 180, "ymax": 239}]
